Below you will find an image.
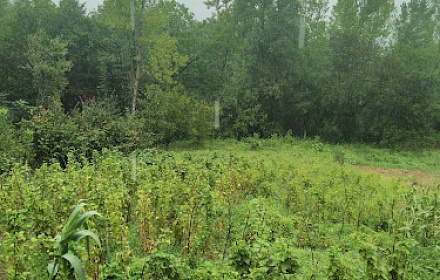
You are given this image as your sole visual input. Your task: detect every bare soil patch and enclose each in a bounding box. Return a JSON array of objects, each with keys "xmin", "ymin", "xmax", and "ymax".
[{"xmin": 357, "ymin": 166, "xmax": 440, "ymax": 188}]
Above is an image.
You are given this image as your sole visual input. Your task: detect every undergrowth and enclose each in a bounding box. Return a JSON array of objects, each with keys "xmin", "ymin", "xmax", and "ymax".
[{"xmin": 1, "ymin": 138, "xmax": 439, "ymax": 279}]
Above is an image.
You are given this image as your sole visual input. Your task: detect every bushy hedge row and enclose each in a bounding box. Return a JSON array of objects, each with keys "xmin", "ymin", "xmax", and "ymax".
[{"xmin": 0, "ymin": 93, "xmax": 213, "ymax": 169}]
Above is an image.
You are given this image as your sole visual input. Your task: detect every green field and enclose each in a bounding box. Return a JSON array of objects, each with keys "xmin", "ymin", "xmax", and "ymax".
[{"xmin": 1, "ymin": 137, "xmax": 440, "ymax": 279}]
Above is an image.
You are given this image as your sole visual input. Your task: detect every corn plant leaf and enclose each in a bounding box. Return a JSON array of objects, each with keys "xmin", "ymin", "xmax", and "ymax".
[
  {"xmin": 68, "ymin": 211, "xmax": 101, "ymax": 234},
  {"xmin": 62, "ymin": 253, "xmax": 86, "ymax": 280},
  {"xmin": 63, "ymin": 203, "xmax": 86, "ymax": 235},
  {"xmin": 47, "ymin": 261, "xmax": 59, "ymax": 279},
  {"xmin": 55, "ymin": 234, "xmax": 61, "ymax": 247},
  {"xmin": 63, "ymin": 210, "xmax": 100, "ymax": 238},
  {"xmin": 68, "ymin": 230, "xmax": 101, "ymax": 247}
]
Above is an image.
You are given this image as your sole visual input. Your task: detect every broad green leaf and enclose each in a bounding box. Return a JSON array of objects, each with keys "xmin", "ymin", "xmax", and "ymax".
[
  {"xmin": 68, "ymin": 211, "xmax": 101, "ymax": 234},
  {"xmin": 62, "ymin": 253, "xmax": 86, "ymax": 280},
  {"xmin": 47, "ymin": 261, "xmax": 59, "ymax": 279},
  {"xmin": 55, "ymin": 234, "xmax": 61, "ymax": 247},
  {"xmin": 63, "ymin": 203, "xmax": 86, "ymax": 234},
  {"xmin": 68, "ymin": 230, "xmax": 102, "ymax": 247}
]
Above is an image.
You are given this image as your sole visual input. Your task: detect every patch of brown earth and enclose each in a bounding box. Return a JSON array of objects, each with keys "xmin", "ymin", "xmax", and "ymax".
[{"xmin": 357, "ymin": 166, "xmax": 440, "ymax": 188}]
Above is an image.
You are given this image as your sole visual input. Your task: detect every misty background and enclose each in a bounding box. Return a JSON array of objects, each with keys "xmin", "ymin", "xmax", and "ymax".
[{"xmin": 54, "ymin": 0, "xmax": 410, "ymax": 20}]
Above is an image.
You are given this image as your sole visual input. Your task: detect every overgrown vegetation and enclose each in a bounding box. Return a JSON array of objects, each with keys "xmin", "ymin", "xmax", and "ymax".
[
  {"xmin": 1, "ymin": 138, "xmax": 440, "ymax": 279},
  {"xmin": 1, "ymin": 0, "xmax": 440, "ymax": 278},
  {"xmin": 48, "ymin": 202, "xmax": 101, "ymax": 280},
  {"xmin": 1, "ymin": 0, "xmax": 440, "ymax": 149}
]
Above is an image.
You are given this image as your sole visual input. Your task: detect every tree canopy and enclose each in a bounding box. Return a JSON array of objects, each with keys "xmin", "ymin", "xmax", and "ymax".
[{"xmin": 1, "ymin": 0, "xmax": 440, "ymax": 149}]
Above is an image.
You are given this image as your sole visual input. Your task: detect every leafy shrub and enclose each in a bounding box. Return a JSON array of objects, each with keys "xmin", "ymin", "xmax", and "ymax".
[
  {"xmin": 327, "ymin": 246, "xmax": 364, "ymax": 280},
  {"xmin": 380, "ymin": 128, "xmax": 440, "ymax": 150},
  {"xmin": 27, "ymin": 102, "xmax": 146, "ymax": 167},
  {"xmin": 0, "ymin": 108, "xmax": 30, "ymax": 172},
  {"xmin": 228, "ymin": 239, "xmax": 299, "ymax": 279},
  {"xmin": 1, "ymin": 138, "xmax": 439, "ymax": 279},
  {"xmin": 130, "ymin": 251, "xmax": 190, "ymax": 280},
  {"xmin": 192, "ymin": 261, "xmax": 238, "ymax": 280},
  {"xmin": 219, "ymin": 88, "xmax": 268, "ymax": 139},
  {"xmin": 138, "ymin": 85, "xmax": 213, "ymax": 145},
  {"xmin": 7, "ymin": 100, "xmax": 35, "ymax": 124}
]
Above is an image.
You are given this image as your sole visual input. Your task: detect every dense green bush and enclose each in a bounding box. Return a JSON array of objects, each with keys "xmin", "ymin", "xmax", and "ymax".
[
  {"xmin": 7, "ymin": 100, "xmax": 35, "ymax": 124},
  {"xmin": 138, "ymin": 86, "xmax": 214, "ymax": 145},
  {"xmin": 27, "ymin": 103, "xmax": 143, "ymax": 167},
  {"xmin": 0, "ymin": 108, "xmax": 30, "ymax": 172},
  {"xmin": 379, "ymin": 128, "xmax": 440, "ymax": 150},
  {"xmin": 219, "ymin": 87, "xmax": 269, "ymax": 139},
  {"xmin": 228, "ymin": 239, "xmax": 299, "ymax": 279},
  {"xmin": 26, "ymin": 93, "xmax": 213, "ymax": 167}
]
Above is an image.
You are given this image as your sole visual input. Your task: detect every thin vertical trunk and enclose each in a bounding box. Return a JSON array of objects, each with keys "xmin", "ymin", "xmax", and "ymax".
[
  {"xmin": 214, "ymin": 99, "xmax": 220, "ymax": 130},
  {"xmin": 132, "ymin": 58, "xmax": 141, "ymax": 115},
  {"xmin": 298, "ymin": 0, "xmax": 305, "ymax": 49},
  {"xmin": 131, "ymin": 0, "xmax": 147, "ymax": 116}
]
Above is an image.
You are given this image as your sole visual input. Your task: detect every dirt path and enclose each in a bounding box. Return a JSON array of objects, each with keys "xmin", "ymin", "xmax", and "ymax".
[{"xmin": 357, "ymin": 166, "xmax": 440, "ymax": 188}]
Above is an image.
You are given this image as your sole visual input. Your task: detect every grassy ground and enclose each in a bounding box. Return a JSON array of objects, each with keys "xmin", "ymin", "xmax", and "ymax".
[{"xmin": 171, "ymin": 136, "xmax": 440, "ymax": 187}]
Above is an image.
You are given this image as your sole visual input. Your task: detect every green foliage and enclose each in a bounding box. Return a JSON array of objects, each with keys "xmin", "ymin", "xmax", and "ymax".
[
  {"xmin": 26, "ymin": 29, "xmax": 72, "ymax": 110},
  {"xmin": 0, "ymin": 108, "xmax": 31, "ymax": 173},
  {"xmin": 192, "ymin": 260, "xmax": 238, "ymax": 280},
  {"xmin": 7, "ymin": 100, "xmax": 35, "ymax": 124},
  {"xmin": 400, "ymin": 186, "xmax": 440, "ymax": 247},
  {"xmin": 138, "ymin": 86, "xmax": 213, "ymax": 145},
  {"xmin": 140, "ymin": 251, "xmax": 190, "ymax": 280},
  {"xmin": 1, "ymin": 0, "xmax": 440, "ymax": 147},
  {"xmin": 220, "ymin": 80, "xmax": 269, "ymax": 139},
  {"xmin": 56, "ymin": 0, "xmax": 102, "ymax": 109},
  {"xmin": 0, "ymin": 108, "xmax": 19, "ymax": 172},
  {"xmin": 48, "ymin": 202, "xmax": 101, "ymax": 280},
  {"xmin": 228, "ymin": 239, "xmax": 299, "ymax": 279},
  {"xmin": 327, "ymin": 247, "xmax": 364, "ymax": 280},
  {"xmin": 142, "ymin": 3, "xmax": 189, "ymax": 86},
  {"xmin": 1, "ymin": 1, "xmax": 440, "ymax": 275},
  {"xmin": 3, "ymin": 138, "xmax": 438, "ymax": 279},
  {"xmin": 27, "ymin": 102, "xmax": 144, "ymax": 167},
  {"xmin": 0, "ymin": 0, "xmax": 58, "ymax": 105}
]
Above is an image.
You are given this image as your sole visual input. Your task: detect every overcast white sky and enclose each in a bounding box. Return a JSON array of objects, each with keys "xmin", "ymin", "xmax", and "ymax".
[
  {"xmin": 52, "ymin": 0, "xmax": 408, "ymax": 21},
  {"xmin": 50, "ymin": 0, "xmax": 212, "ymax": 20}
]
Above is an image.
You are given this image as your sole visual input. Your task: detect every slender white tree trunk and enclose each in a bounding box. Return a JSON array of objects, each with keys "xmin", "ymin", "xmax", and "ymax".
[
  {"xmin": 298, "ymin": 0, "xmax": 306, "ymax": 49},
  {"xmin": 215, "ymin": 99, "xmax": 220, "ymax": 130}
]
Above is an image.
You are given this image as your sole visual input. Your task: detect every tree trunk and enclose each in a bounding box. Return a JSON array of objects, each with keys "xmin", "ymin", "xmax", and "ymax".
[{"xmin": 131, "ymin": 0, "xmax": 147, "ymax": 116}]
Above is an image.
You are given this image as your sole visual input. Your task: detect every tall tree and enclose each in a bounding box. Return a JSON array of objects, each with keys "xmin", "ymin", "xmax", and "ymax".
[
  {"xmin": 205, "ymin": 0, "xmax": 304, "ymax": 136},
  {"xmin": 297, "ymin": 0, "xmax": 331, "ymax": 137},
  {"xmin": 0, "ymin": 0, "xmax": 58, "ymax": 105},
  {"xmin": 379, "ymin": 0, "xmax": 440, "ymax": 146},
  {"xmin": 49, "ymin": 0, "xmax": 103, "ymax": 111},
  {"xmin": 26, "ymin": 30, "xmax": 72, "ymax": 110},
  {"xmin": 324, "ymin": 0, "xmax": 394, "ymax": 141},
  {"xmin": 142, "ymin": 1, "xmax": 189, "ymax": 87},
  {"xmin": 97, "ymin": 0, "xmax": 190, "ymax": 112},
  {"xmin": 97, "ymin": 0, "xmax": 138, "ymax": 110},
  {"xmin": 0, "ymin": 0, "xmax": 8, "ymax": 18}
]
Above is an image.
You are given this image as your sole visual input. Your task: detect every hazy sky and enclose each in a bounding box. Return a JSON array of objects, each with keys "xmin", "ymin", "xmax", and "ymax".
[
  {"xmin": 51, "ymin": 0, "xmax": 213, "ymax": 20},
  {"xmin": 53, "ymin": 0, "xmax": 408, "ymax": 21}
]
